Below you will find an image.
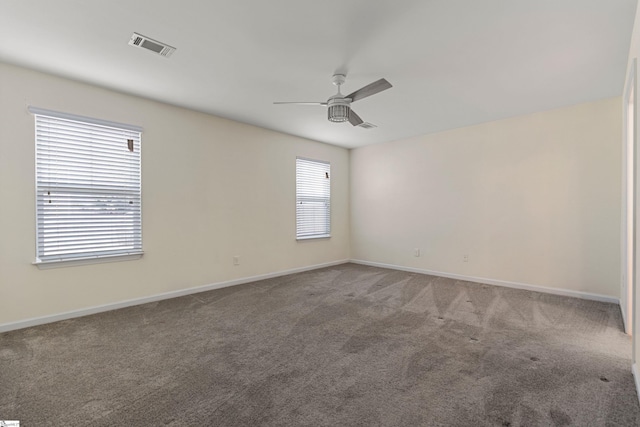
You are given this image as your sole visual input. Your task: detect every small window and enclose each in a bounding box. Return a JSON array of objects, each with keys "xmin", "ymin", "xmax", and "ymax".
[
  {"xmin": 296, "ymin": 157, "xmax": 330, "ymax": 239},
  {"xmin": 31, "ymin": 107, "xmax": 142, "ymax": 266}
]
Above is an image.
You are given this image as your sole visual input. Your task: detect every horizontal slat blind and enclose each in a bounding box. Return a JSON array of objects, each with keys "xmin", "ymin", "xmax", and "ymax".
[
  {"xmin": 296, "ymin": 157, "xmax": 330, "ymax": 239},
  {"xmin": 35, "ymin": 113, "xmax": 142, "ymax": 262}
]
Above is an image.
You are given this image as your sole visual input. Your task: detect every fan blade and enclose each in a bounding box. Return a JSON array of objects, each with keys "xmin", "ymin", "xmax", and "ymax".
[
  {"xmin": 349, "ymin": 110, "xmax": 364, "ymax": 126},
  {"xmin": 347, "ymin": 78, "xmax": 392, "ymax": 103},
  {"xmin": 273, "ymin": 102, "xmax": 327, "ymax": 105}
]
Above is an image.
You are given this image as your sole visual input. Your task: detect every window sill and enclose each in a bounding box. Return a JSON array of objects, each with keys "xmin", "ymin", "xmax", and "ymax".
[
  {"xmin": 297, "ymin": 234, "xmax": 331, "ymax": 241},
  {"xmin": 33, "ymin": 252, "xmax": 144, "ymax": 270}
]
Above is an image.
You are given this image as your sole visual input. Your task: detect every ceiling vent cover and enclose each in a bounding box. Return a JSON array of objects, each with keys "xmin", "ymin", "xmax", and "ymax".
[
  {"xmin": 358, "ymin": 122, "xmax": 377, "ymax": 129},
  {"xmin": 129, "ymin": 33, "xmax": 176, "ymax": 57}
]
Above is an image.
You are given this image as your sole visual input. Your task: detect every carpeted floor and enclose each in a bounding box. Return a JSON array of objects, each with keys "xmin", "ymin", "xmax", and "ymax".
[{"xmin": 1, "ymin": 263, "xmax": 639, "ymax": 426}]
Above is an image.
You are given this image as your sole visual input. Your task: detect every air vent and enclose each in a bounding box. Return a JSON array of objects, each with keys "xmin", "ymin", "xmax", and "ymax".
[
  {"xmin": 358, "ymin": 122, "xmax": 377, "ymax": 129},
  {"xmin": 128, "ymin": 33, "xmax": 176, "ymax": 57}
]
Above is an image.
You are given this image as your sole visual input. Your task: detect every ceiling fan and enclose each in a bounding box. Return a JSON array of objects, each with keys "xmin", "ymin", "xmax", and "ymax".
[{"xmin": 274, "ymin": 74, "xmax": 392, "ymax": 128}]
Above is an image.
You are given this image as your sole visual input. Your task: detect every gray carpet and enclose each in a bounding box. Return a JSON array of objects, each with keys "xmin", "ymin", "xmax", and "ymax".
[{"xmin": 1, "ymin": 263, "xmax": 639, "ymax": 426}]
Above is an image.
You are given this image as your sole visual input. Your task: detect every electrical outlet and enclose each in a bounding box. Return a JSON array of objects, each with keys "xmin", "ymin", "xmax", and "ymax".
[
  {"xmin": 414, "ymin": 248, "xmax": 420, "ymax": 257},
  {"xmin": 463, "ymin": 254, "xmax": 469, "ymax": 262},
  {"xmin": 233, "ymin": 256, "xmax": 240, "ymax": 266}
]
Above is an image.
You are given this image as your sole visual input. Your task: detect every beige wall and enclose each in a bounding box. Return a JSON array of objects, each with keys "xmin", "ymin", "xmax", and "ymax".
[
  {"xmin": 0, "ymin": 63, "xmax": 350, "ymax": 327},
  {"xmin": 350, "ymin": 98, "xmax": 622, "ymax": 298}
]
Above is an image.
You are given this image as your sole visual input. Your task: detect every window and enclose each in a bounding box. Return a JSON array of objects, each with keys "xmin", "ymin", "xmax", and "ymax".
[
  {"xmin": 31, "ymin": 107, "xmax": 142, "ymax": 267},
  {"xmin": 296, "ymin": 157, "xmax": 330, "ymax": 239}
]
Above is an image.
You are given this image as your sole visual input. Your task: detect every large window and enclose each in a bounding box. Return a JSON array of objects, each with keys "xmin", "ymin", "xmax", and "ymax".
[
  {"xmin": 296, "ymin": 157, "xmax": 330, "ymax": 239},
  {"xmin": 31, "ymin": 107, "xmax": 142, "ymax": 267}
]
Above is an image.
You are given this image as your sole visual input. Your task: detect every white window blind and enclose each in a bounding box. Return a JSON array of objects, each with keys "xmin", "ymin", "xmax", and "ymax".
[
  {"xmin": 296, "ymin": 157, "xmax": 330, "ymax": 239},
  {"xmin": 33, "ymin": 109, "xmax": 142, "ymax": 264}
]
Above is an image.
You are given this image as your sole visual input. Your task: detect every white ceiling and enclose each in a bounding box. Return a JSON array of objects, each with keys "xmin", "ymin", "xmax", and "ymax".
[{"xmin": 0, "ymin": 0, "xmax": 636, "ymax": 148}]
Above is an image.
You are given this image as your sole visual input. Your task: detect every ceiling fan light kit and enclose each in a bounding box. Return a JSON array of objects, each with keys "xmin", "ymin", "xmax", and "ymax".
[
  {"xmin": 327, "ymin": 100, "xmax": 351, "ymax": 123},
  {"xmin": 274, "ymin": 74, "xmax": 392, "ymax": 129}
]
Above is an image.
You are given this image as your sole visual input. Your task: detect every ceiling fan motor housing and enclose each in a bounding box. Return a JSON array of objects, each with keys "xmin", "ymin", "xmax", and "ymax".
[{"xmin": 327, "ymin": 96, "xmax": 351, "ymax": 123}]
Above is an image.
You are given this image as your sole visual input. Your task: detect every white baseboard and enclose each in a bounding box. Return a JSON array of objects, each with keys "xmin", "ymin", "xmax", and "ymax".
[
  {"xmin": 350, "ymin": 259, "xmax": 620, "ymax": 304},
  {"xmin": 0, "ymin": 259, "xmax": 349, "ymax": 333},
  {"xmin": 1, "ymin": 258, "xmax": 620, "ymax": 333},
  {"xmin": 621, "ymin": 302, "xmax": 629, "ymax": 334},
  {"xmin": 633, "ymin": 364, "xmax": 640, "ymax": 406}
]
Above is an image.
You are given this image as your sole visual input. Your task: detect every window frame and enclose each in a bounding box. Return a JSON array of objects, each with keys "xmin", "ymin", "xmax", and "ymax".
[
  {"xmin": 30, "ymin": 106, "xmax": 143, "ymax": 269},
  {"xmin": 296, "ymin": 156, "xmax": 331, "ymax": 240}
]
